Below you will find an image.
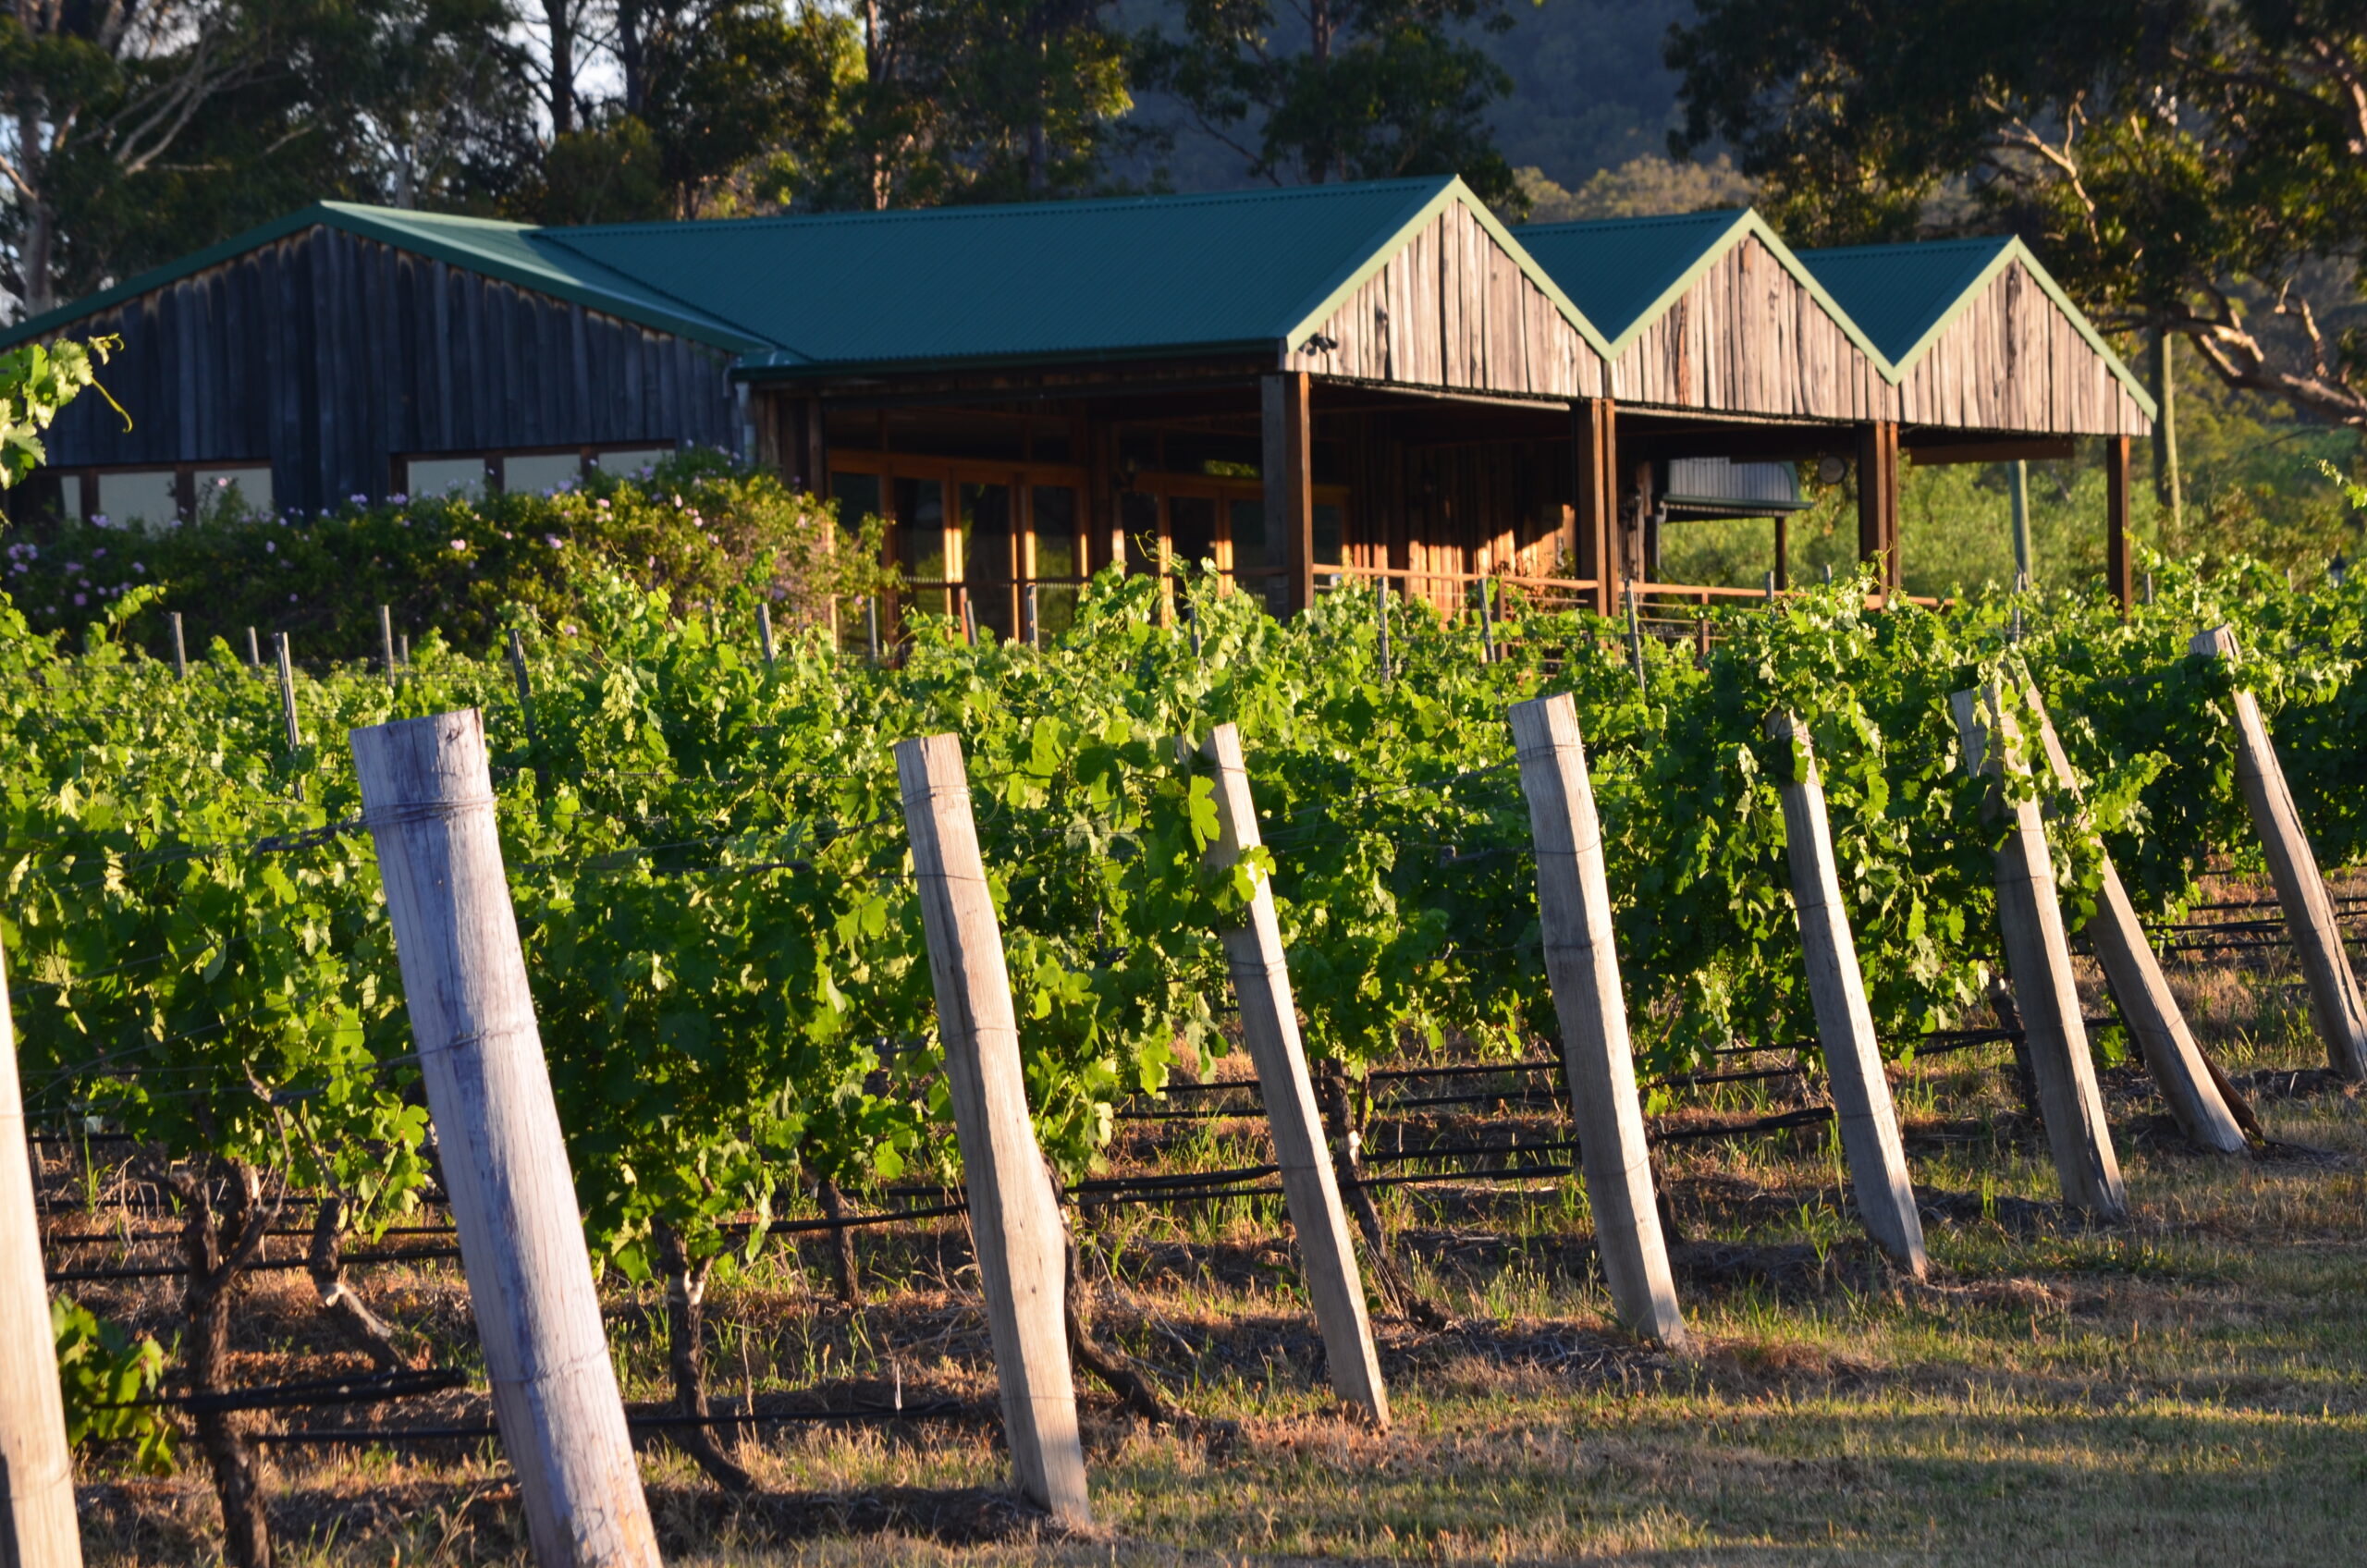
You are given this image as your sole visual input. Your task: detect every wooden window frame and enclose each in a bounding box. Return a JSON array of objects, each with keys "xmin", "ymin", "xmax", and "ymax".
[{"xmin": 828, "ymin": 450, "xmax": 1093, "ymax": 636}]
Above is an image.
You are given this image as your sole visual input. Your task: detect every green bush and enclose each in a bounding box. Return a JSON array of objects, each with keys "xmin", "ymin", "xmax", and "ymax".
[{"xmin": 5, "ymin": 449, "xmax": 889, "ymax": 661}]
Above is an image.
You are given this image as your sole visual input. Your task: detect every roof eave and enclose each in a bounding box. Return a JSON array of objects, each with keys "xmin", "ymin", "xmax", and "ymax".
[{"xmin": 730, "ymin": 337, "xmax": 1284, "ymax": 384}]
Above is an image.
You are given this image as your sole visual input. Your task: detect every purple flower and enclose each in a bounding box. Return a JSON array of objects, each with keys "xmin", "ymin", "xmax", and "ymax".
[
  {"xmin": 544, "ymin": 533, "xmax": 562, "ymax": 549},
  {"xmin": 131, "ymin": 563, "xmax": 144, "ymax": 574},
  {"xmin": 288, "ymin": 593, "xmax": 298, "ymax": 602},
  {"xmin": 71, "ymin": 593, "xmax": 85, "ymax": 606},
  {"xmin": 92, "ymin": 547, "xmax": 106, "ymax": 558},
  {"xmin": 350, "ymin": 494, "xmax": 367, "ymax": 504},
  {"xmin": 450, "ymin": 539, "xmax": 468, "ymax": 551},
  {"xmin": 265, "ymin": 541, "xmax": 276, "ymax": 554},
  {"xmin": 390, "ymin": 493, "xmax": 408, "ymax": 505}
]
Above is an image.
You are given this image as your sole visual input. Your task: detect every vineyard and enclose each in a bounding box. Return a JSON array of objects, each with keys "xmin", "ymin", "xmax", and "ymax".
[{"xmin": 8, "ymin": 558, "xmax": 2367, "ymax": 1565}]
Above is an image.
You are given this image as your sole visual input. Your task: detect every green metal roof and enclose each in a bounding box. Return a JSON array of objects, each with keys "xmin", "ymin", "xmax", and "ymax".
[
  {"xmin": 0, "ymin": 201, "xmax": 774, "ymax": 354},
  {"xmin": 1794, "ymin": 237, "xmax": 2017, "ymax": 364},
  {"xmin": 6, "ymin": 178, "xmax": 1610, "ymax": 375},
  {"xmin": 542, "ymin": 176, "xmax": 1607, "ymax": 375},
  {"xmin": 1515, "ymin": 207, "xmax": 1891, "ymax": 368},
  {"xmin": 1797, "ymin": 233, "xmax": 2154, "ymax": 416},
  {"xmin": 1513, "ymin": 210, "xmax": 1751, "ymax": 345}
]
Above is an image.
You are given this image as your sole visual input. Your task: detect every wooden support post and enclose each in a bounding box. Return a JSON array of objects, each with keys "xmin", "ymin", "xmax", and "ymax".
[
  {"xmin": 1574, "ymin": 398, "xmax": 1616, "ymax": 617},
  {"xmin": 2106, "ymin": 435, "xmax": 2134, "ymax": 615},
  {"xmin": 2021, "ymin": 686, "xmax": 2248, "ymax": 1150},
  {"xmin": 1508, "ymin": 693, "xmax": 1686, "ymax": 1345},
  {"xmin": 1263, "ymin": 372, "xmax": 1314, "ymax": 615},
  {"xmin": 756, "ymin": 603, "xmax": 777, "ymax": 668},
  {"xmin": 379, "ymin": 605, "xmax": 398, "ymax": 689},
  {"xmin": 0, "ymin": 933, "xmax": 83, "ymax": 1568},
  {"xmin": 894, "ymin": 734, "xmax": 1091, "ymax": 1523},
  {"xmin": 1856, "ymin": 422, "xmax": 1901, "ymax": 593},
  {"xmin": 170, "ymin": 610, "xmax": 188, "ymax": 680},
  {"xmin": 244, "ymin": 626, "xmax": 260, "ymax": 668},
  {"xmin": 1951, "ymin": 688, "xmax": 2128, "ymax": 1218},
  {"xmin": 2191, "ymin": 627, "xmax": 2367, "ymax": 1078},
  {"xmin": 1766, "ymin": 714, "xmax": 1927, "ymax": 1274},
  {"xmin": 352, "ymin": 711, "xmax": 660, "ymax": 1568},
  {"xmin": 1197, "ymin": 724, "xmax": 1389, "ymax": 1424}
]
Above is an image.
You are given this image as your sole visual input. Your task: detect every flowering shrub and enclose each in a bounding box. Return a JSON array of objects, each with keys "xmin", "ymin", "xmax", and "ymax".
[{"xmin": 6, "ymin": 448, "xmax": 889, "ymax": 659}]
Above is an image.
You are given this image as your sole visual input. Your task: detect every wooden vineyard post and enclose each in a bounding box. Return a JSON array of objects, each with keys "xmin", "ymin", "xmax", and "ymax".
[
  {"xmin": 2020, "ymin": 685, "xmax": 2248, "ymax": 1150},
  {"xmin": 0, "ymin": 933, "xmax": 82, "ymax": 1568},
  {"xmin": 1197, "ymin": 723, "xmax": 1389, "ymax": 1426},
  {"xmin": 1507, "ymin": 693, "xmax": 1687, "ymax": 1346},
  {"xmin": 2191, "ymin": 627, "xmax": 2367, "ymax": 1080},
  {"xmin": 894, "ymin": 733, "xmax": 1092, "ymax": 1524},
  {"xmin": 170, "ymin": 610, "xmax": 188, "ymax": 679},
  {"xmin": 1951, "ymin": 688, "xmax": 2128, "ymax": 1219},
  {"xmin": 351, "ymin": 711, "xmax": 660, "ymax": 1568},
  {"xmin": 379, "ymin": 605, "xmax": 398, "ymax": 689},
  {"xmin": 1765, "ymin": 714, "xmax": 1927, "ymax": 1274}
]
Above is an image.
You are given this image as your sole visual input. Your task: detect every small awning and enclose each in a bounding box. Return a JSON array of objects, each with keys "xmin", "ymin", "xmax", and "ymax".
[{"xmin": 1662, "ymin": 457, "xmax": 1808, "ymax": 518}]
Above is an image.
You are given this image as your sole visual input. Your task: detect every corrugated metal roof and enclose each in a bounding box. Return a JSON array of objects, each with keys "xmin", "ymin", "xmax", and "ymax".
[
  {"xmin": 1795, "ymin": 237, "xmax": 2015, "ymax": 364},
  {"xmin": 0, "ymin": 202, "xmax": 775, "ymax": 353},
  {"xmin": 1513, "ymin": 210, "xmax": 1750, "ymax": 344},
  {"xmin": 541, "ymin": 177, "xmax": 1471, "ymax": 372}
]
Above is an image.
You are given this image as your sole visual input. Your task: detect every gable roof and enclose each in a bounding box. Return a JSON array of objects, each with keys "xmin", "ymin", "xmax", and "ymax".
[
  {"xmin": 1798, "ymin": 234, "xmax": 2155, "ymax": 416},
  {"xmin": 1515, "ymin": 207, "xmax": 1889, "ymax": 367},
  {"xmin": 2, "ymin": 202, "xmax": 774, "ymax": 354},
  {"xmin": 7, "ymin": 178, "xmax": 1611, "ymax": 379},
  {"xmin": 570, "ymin": 176, "xmax": 1607, "ymax": 375}
]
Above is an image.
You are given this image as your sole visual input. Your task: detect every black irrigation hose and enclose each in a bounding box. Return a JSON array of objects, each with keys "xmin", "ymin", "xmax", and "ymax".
[
  {"xmin": 251, "ymin": 1401, "xmax": 968, "ymax": 1446},
  {"xmin": 46, "ymin": 1245, "xmax": 463, "ymax": 1285},
  {"xmin": 106, "ymin": 1368, "xmax": 464, "ymax": 1415}
]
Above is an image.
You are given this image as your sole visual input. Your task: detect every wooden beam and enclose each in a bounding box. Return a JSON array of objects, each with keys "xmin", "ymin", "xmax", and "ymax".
[
  {"xmin": 1903, "ymin": 435, "xmax": 2078, "ymax": 465},
  {"xmin": 1574, "ymin": 398, "xmax": 1615, "ymax": 617},
  {"xmin": 1263, "ymin": 372, "xmax": 1314, "ymax": 614},
  {"xmin": 1856, "ymin": 422, "xmax": 1901, "ymax": 592},
  {"xmin": 2106, "ymin": 435, "xmax": 2133, "ymax": 615}
]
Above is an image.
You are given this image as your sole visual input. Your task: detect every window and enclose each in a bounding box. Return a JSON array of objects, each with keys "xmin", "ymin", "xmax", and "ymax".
[
  {"xmin": 407, "ymin": 457, "xmax": 491, "ymax": 499},
  {"xmin": 595, "ymin": 447, "xmax": 670, "ymax": 477},
  {"xmin": 94, "ymin": 471, "xmax": 178, "ymax": 528},
  {"xmin": 194, "ymin": 467, "xmax": 273, "ymax": 517},
  {"xmin": 503, "ymin": 452, "xmax": 583, "ymax": 496}
]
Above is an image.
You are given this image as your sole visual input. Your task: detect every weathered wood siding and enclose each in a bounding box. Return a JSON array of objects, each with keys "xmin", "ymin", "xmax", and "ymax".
[
  {"xmin": 35, "ymin": 225, "xmax": 739, "ymax": 513},
  {"xmin": 1289, "ymin": 202, "xmax": 1602, "ymax": 398},
  {"xmin": 1607, "ymin": 235, "xmax": 1890, "ymax": 420},
  {"xmin": 1891, "ymin": 259, "xmax": 2151, "ymax": 436}
]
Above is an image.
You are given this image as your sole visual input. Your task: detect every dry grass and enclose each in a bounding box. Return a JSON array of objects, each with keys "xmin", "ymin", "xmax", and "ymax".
[{"xmin": 59, "ymin": 884, "xmax": 2367, "ymax": 1565}]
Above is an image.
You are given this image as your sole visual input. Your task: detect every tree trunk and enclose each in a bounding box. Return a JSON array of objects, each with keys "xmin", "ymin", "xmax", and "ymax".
[
  {"xmin": 545, "ymin": 0, "xmax": 577, "ymax": 135},
  {"xmin": 816, "ymin": 1180, "xmax": 862, "ymax": 1306},
  {"xmin": 1987, "ymin": 974, "xmax": 2044, "ymax": 1128},
  {"xmin": 651, "ymin": 1219, "xmax": 754, "ymax": 1494},
  {"xmin": 306, "ymin": 1196, "xmax": 407, "ymax": 1372},
  {"xmin": 174, "ymin": 1160, "xmax": 274, "ymax": 1568},
  {"xmin": 1056, "ymin": 1195, "xmax": 1182, "ymax": 1426},
  {"xmin": 1317, "ymin": 1060, "xmax": 1446, "ymax": 1329}
]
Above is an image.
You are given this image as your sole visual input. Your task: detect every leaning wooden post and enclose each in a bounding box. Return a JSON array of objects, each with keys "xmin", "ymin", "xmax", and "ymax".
[
  {"xmin": 169, "ymin": 609, "xmax": 188, "ymax": 680},
  {"xmin": 1197, "ymin": 723, "xmax": 1389, "ymax": 1425},
  {"xmin": 0, "ymin": 934, "xmax": 82, "ymax": 1568},
  {"xmin": 1765, "ymin": 713, "xmax": 1926, "ymax": 1274},
  {"xmin": 2020, "ymin": 685, "xmax": 2248, "ymax": 1150},
  {"xmin": 2191, "ymin": 626, "xmax": 2367, "ymax": 1079},
  {"xmin": 895, "ymin": 734, "xmax": 1091, "ymax": 1524},
  {"xmin": 1951, "ymin": 688, "xmax": 2128, "ymax": 1219},
  {"xmin": 378, "ymin": 605, "xmax": 398, "ymax": 689},
  {"xmin": 276, "ymin": 632, "xmax": 305, "ymax": 803},
  {"xmin": 1508, "ymin": 693, "xmax": 1686, "ymax": 1345},
  {"xmin": 352, "ymin": 711, "xmax": 660, "ymax": 1568}
]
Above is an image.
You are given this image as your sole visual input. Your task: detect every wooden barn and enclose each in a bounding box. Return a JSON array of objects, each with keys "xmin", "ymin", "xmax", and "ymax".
[
  {"xmin": 1, "ymin": 178, "xmax": 2154, "ymax": 625},
  {"xmin": 1, "ymin": 202, "xmax": 762, "ymax": 524}
]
